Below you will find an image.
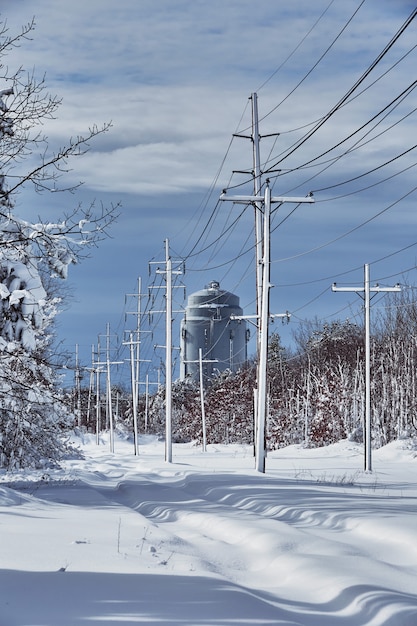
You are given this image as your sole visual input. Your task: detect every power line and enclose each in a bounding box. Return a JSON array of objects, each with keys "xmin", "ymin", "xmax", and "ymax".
[
  {"xmin": 258, "ymin": 0, "xmax": 365, "ymax": 122},
  {"xmin": 265, "ymin": 8, "xmax": 417, "ymax": 172},
  {"xmin": 255, "ymin": 0, "xmax": 337, "ymax": 93}
]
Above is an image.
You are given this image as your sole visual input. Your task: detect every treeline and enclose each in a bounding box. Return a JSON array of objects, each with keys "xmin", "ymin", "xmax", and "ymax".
[{"xmin": 75, "ymin": 290, "xmax": 417, "ymax": 450}]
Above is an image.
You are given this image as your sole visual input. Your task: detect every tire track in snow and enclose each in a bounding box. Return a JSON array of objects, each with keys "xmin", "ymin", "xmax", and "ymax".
[
  {"xmin": 87, "ymin": 468, "xmax": 417, "ymax": 604},
  {"xmin": 88, "ymin": 472, "xmax": 328, "ymax": 591}
]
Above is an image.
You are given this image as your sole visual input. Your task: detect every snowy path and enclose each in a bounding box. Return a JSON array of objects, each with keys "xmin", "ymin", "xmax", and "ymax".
[{"xmin": 0, "ymin": 436, "xmax": 416, "ymax": 625}]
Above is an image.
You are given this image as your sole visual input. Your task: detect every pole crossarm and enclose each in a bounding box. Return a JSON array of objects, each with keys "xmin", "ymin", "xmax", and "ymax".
[
  {"xmin": 220, "ymin": 193, "xmax": 314, "ymax": 205},
  {"xmin": 148, "ymin": 309, "xmax": 183, "ymax": 314},
  {"xmin": 183, "ymin": 359, "xmax": 219, "ymax": 364},
  {"xmin": 96, "ymin": 359, "xmax": 123, "ymax": 366},
  {"xmin": 230, "ymin": 312, "xmax": 290, "ymax": 329},
  {"xmin": 332, "ymin": 284, "xmax": 400, "ymax": 294},
  {"xmin": 230, "ymin": 312, "xmax": 290, "ymax": 320}
]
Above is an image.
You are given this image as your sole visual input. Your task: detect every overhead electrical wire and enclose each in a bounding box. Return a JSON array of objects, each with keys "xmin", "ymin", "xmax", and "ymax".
[
  {"xmin": 262, "ymin": 40, "xmax": 417, "ymax": 142},
  {"xmin": 206, "ymin": 196, "xmax": 247, "ymax": 266},
  {"xmin": 255, "ymin": 0, "xmax": 337, "ymax": 93},
  {"xmin": 162, "ymin": 5, "xmax": 417, "ymax": 364},
  {"xmin": 264, "ymin": 7, "xmax": 417, "ymax": 173},
  {"xmin": 314, "ymin": 158, "xmax": 417, "ymax": 204},
  {"xmin": 180, "ymin": 100, "xmax": 251, "ymax": 261},
  {"xmin": 273, "ymin": 181, "xmax": 417, "ymax": 266},
  {"xmin": 182, "ymin": 2, "xmax": 370, "ymax": 269},
  {"xmin": 185, "ymin": 2, "xmax": 383, "ymax": 269},
  {"xmin": 265, "ymin": 18, "xmax": 417, "ymax": 334},
  {"xmin": 258, "ymin": 0, "xmax": 366, "ymax": 124},
  {"xmin": 274, "ymin": 114, "xmax": 417, "ymax": 202},
  {"xmin": 275, "ymin": 232, "xmax": 417, "ymax": 290},
  {"xmin": 222, "ymin": 69, "xmax": 417, "ymax": 199},
  {"xmin": 265, "ymin": 80, "xmax": 417, "ymax": 205},
  {"xmin": 262, "ymin": 48, "xmax": 417, "ymax": 323},
  {"xmin": 181, "ymin": 203, "xmax": 250, "ymax": 263},
  {"xmin": 276, "ymin": 123, "xmax": 417, "ymax": 202},
  {"xmin": 311, "ymin": 143, "xmax": 417, "ymax": 195},
  {"xmin": 270, "ymin": 78, "xmax": 417, "ymax": 186}
]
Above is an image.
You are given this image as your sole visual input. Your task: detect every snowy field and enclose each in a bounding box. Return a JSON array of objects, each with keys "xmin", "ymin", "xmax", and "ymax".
[{"xmin": 0, "ymin": 433, "xmax": 416, "ymax": 626}]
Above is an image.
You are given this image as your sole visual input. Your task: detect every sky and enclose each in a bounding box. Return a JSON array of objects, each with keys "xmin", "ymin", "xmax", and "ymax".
[
  {"xmin": 1, "ymin": 434, "xmax": 416, "ymax": 624},
  {"xmin": 2, "ymin": 0, "xmax": 417, "ymax": 387}
]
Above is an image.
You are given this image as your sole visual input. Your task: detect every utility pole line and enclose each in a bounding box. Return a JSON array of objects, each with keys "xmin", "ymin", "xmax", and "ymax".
[
  {"xmin": 149, "ymin": 238, "xmax": 184, "ymax": 463},
  {"xmin": 332, "ymin": 263, "xmax": 400, "ymax": 472},
  {"xmin": 220, "ymin": 184, "xmax": 314, "ymax": 473}
]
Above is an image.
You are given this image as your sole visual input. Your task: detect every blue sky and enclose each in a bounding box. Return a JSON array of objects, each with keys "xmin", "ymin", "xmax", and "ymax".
[{"xmin": 2, "ymin": 0, "xmax": 417, "ymax": 387}]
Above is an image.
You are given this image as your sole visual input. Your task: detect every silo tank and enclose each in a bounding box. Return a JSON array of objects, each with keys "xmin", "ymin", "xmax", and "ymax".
[{"xmin": 180, "ymin": 280, "xmax": 248, "ymax": 383}]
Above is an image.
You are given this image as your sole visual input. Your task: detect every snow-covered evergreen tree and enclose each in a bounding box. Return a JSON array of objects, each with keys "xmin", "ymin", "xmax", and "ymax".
[{"xmin": 0, "ymin": 21, "xmax": 118, "ymax": 468}]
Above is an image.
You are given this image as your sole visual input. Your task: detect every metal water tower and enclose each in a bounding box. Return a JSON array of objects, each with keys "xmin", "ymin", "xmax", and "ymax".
[{"xmin": 180, "ymin": 280, "xmax": 248, "ymax": 383}]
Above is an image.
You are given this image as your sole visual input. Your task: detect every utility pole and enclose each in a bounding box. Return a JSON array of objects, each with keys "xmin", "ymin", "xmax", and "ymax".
[
  {"xmin": 123, "ymin": 333, "xmax": 152, "ymax": 455},
  {"xmin": 149, "ymin": 239, "xmax": 183, "ymax": 463},
  {"xmin": 183, "ymin": 351, "xmax": 218, "ymax": 452},
  {"xmin": 257, "ymin": 183, "xmax": 271, "ymax": 473},
  {"xmin": 250, "ymin": 93, "xmax": 263, "ymax": 341},
  {"xmin": 165, "ymin": 241, "xmax": 173, "ymax": 462},
  {"xmin": 226, "ymin": 93, "xmax": 312, "ymax": 473},
  {"xmin": 332, "ymin": 263, "xmax": 400, "ymax": 472},
  {"xmin": 233, "ymin": 92, "xmax": 279, "ymax": 352},
  {"xmin": 124, "ymin": 278, "xmax": 151, "ymax": 456},
  {"xmin": 125, "ymin": 278, "xmax": 148, "ymax": 409},
  {"xmin": 220, "ymin": 184, "xmax": 314, "ymax": 472},
  {"xmin": 199, "ymin": 348, "xmax": 207, "ymax": 452},
  {"xmin": 138, "ymin": 374, "xmax": 159, "ymax": 432},
  {"xmin": 93, "ymin": 340, "xmax": 103, "ymax": 445},
  {"xmin": 145, "ymin": 374, "xmax": 150, "ymax": 432},
  {"xmin": 86, "ymin": 345, "xmax": 96, "ymax": 431},
  {"xmin": 106, "ymin": 324, "xmax": 114, "ymax": 453},
  {"xmin": 74, "ymin": 344, "xmax": 82, "ymax": 428},
  {"xmin": 94, "ymin": 324, "xmax": 123, "ymax": 453},
  {"xmin": 125, "ymin": 332, "xmax": 140, "ymax": 455}
]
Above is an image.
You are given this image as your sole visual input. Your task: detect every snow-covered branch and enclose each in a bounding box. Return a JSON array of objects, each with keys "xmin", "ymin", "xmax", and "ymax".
[{"xmin": 0, "ymin": 18, "xmax": 119, "ymax": 468}]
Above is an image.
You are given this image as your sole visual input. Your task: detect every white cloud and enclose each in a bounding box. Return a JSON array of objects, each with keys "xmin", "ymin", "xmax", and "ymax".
[{"xmin": 2, "ymin": 0, "xmax": 417, "ymax": 378}]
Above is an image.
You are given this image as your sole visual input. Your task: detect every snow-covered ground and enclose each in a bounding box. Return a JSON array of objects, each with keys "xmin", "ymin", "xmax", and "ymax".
[{"xmin": 1, "ymin": 433, "xmax": 416, "ymax": 625}]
